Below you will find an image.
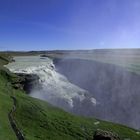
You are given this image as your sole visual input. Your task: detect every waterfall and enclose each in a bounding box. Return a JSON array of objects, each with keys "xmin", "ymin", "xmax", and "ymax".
[{"xmin": 5, "ymin": 56, "xmax": 96, "ymax": 112}]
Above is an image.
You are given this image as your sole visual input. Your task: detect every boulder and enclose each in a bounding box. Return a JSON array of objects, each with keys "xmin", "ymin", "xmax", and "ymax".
[{"xmin": 93, "ymin": 129, "xmax": 120, "ymax": 140}]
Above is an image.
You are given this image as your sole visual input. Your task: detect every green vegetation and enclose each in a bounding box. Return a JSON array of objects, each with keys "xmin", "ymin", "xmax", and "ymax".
[
  {"xmin": 0, "ymin": 57, "xmax": 17, "ymax": 140},
  {"xmin": 0, "ymin": 52, "xmax": 13, "ymax": 65},
  {"xmin": 0, "ymin": 52, "xmax": 140, "ymax": 140},
  {"xmin": 14, "ymin": 91, "xmax": 140, "ymax": 140}
]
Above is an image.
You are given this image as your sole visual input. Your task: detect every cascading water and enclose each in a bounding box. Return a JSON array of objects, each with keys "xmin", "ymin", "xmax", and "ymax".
[
  {"xmin": 5, "ymin": 56, "xmax": 96, "ymax": 112},
  {"xmin": 5, "ymin": 55, "xmax": 140, "ymax": 129}
]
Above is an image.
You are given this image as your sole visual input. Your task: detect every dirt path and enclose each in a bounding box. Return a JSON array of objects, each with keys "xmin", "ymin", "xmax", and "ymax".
[{"xmin": 8, "ymin": 96, "xmax": 25, "ymax": 140}]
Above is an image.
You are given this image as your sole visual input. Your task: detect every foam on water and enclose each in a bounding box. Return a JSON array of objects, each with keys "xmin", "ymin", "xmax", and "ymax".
[{"xmin": 5, "ymin": 56, "xmax": 96, "ymax": 109}]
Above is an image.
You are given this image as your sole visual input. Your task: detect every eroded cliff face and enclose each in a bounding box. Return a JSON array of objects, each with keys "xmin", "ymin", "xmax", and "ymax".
[
  {"xmin": 14, "ymin": 73, "xmax": 40, "ymax": 93},
  {"xmin": 54, "ymin": 58, "xmax": 140, "ymax": 129}
]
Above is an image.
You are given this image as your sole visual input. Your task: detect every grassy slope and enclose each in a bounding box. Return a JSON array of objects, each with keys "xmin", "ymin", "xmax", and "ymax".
[
  {"xmin": 0, "ymin": 54, "xmax": 23, "ymax": 140},
  {"xmin": 13, "ymin": 91, "xmax": 140, "ymax": 140},
  {"xmin": 0, "ymin": 67, "xmax": 17, "ymax": 139},
  {"xmin": 0, "ymin": 53, "xmax": 140, "ymax": 140}
]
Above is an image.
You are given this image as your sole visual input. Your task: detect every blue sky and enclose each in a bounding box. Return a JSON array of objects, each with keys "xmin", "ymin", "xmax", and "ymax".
[{"xmin": 0, "ymin": 0, "xmax": 140, "ymax": 51}]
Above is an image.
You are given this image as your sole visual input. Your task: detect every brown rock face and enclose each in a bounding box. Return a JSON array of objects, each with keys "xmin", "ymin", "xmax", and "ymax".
[{"xmin": 93, "ymin": 129, "xmax": 120, "ymax": 140}]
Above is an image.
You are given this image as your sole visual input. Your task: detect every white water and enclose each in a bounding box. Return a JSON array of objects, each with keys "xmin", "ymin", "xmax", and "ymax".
[{"xmin": 5, "ymin": 56, "xmax": 96, "ymax": 110}]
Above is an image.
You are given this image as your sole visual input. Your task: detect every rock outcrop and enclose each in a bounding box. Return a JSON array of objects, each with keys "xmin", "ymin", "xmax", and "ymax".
[
  {"xmin": 93, "ymin": 129, "xmax": 120, "ymax": 140},
  {"xmin": 12, "ymin": 73, "xmax": 41, "ymax": 93},
  {"xmin": 15, "ymin": 73, "xmax": 41, "ymax": 93}
]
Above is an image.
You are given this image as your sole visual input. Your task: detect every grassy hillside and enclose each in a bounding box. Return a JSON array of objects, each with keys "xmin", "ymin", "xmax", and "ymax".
[
  {"xmin": 14, "ymin": 91, "xmax": 140, "ymax": 140},
  {"xmin": 0, "ymin": 53, "xmax": 140, "ymax": 140},
  {"xmin": 0, "ymin": 55, "xmax": 23, "ymax": 140},
  {"xmin": 0, "ymin": 69, "xmax": 17, "ymax": 139},
  {"xmin": 0, "ymin": 53, "xmax": 13, "ymax": 65}
]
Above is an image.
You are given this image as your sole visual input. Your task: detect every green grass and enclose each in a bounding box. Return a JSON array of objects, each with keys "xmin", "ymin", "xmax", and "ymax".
[
  {"xmin": 0, "ymin": 70, "xmax": 17, "ymax": 140},
  {"xmin": 0, "ymin": 52, "xmax": 140, "ymax": 140},
  {"xmin": 0, "ymin": 54, "xmax": 18, "ymax": 139},
  {"xmin": 13, "ymin": 91, "xmax": 140, "ymax": 140}
]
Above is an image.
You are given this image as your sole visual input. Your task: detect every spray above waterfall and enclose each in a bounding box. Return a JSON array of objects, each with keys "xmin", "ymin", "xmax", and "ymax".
[
  {"xmin": 5, "ymin": 56, "xmax": 96, "ymax": 112},
  {"xmin": 5, "ymin": 53, "xmax": 140, "ymax": 130}
]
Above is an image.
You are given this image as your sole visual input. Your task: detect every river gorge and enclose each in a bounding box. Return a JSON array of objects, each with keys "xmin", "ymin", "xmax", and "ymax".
[{"xmin": 5, "ymin": 55, "xmax": 140, "ymax": 130}]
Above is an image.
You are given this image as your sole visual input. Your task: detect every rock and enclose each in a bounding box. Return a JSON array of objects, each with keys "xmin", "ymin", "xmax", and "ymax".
[
  {"xmin": 12, "ymin": 83, "xmax": 24, "ymax": 90},
  {"xmin": 12, "ymin": 73, "xmax": 41, "ymax": 93},
  {"xmin": 94, "ymin": 121, "xmax": 100, "ymax": 125},
  {"xmin": 136, "ymin": 131, "xmax": 140, "ymax": 135},
  {"xmin": 93, "ymin": 129, "xmax": 120, "ymax": 140},
  {"xmin": 40, "ymin": 54, "xmax": 48, "ymax": 57}
]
